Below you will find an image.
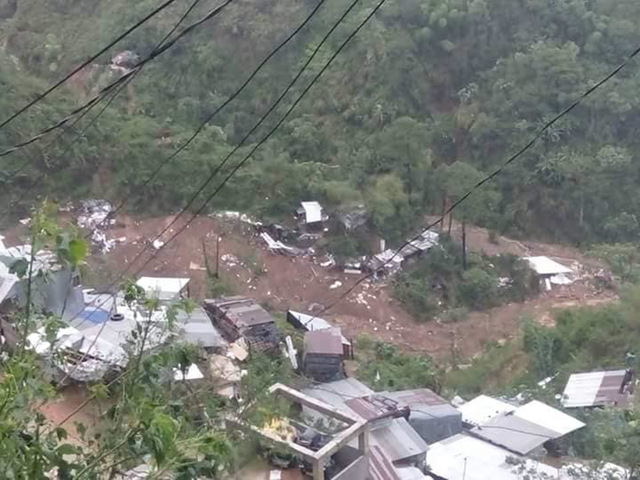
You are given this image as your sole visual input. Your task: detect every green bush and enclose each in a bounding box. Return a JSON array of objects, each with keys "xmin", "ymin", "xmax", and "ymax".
[
  {"xmin": 393, "ymin": 275, "xmax": 438, "ymax": 321},
  {"xmin": 456, "ymin": 267, "xmax": 498, "ymax": 310},
  {"xmin": 356, "ymin": 341, "xmax": 440, "ymax": 392}
]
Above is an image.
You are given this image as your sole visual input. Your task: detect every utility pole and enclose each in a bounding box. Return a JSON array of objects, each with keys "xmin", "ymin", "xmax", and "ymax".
[
  {"xmin": 462, "ymin": 221, "xmax": 467, "ymax": 270},
  {"xmin": 215, "ymin": 235, "xmax": 221, "ymax": 279}
]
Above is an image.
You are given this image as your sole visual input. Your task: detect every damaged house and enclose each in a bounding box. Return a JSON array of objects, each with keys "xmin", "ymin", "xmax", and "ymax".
[
  {"xmin": 303, "ymin": 327, "xmax": 346, "ymax": 382},
  {"xmin": 203, "ymin": 296, "xmax": 279, "ymax": 352},
  {"xmin": 296, "ymin": 202, "xmax": 327, "ymax": 228}
]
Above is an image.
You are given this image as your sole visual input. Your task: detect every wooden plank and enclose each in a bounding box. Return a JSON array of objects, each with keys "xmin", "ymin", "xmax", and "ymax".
[
  {"xmin": 269, "ymin": 383, "xmax": 359, "ymax": 425},
  {"xmin": 315, "ymin": 421, "xmax": 367, "ymax": 459}
]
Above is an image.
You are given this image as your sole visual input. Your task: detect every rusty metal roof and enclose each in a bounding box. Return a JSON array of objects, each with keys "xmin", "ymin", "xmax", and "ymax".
[
  {"xmin": 344, "ymin": 395, "xmax": 407, "ymax": 421},
  {"xmin": 204, "ymin": 296, "xmax": 274, "ymax": 328},
  {"xmin": 562, "ymin": 369, "xmax": 633, "ymax": 408},
  {"xmin": 304, "ymin": 328, "xmax": 343, "ymax": 356}
]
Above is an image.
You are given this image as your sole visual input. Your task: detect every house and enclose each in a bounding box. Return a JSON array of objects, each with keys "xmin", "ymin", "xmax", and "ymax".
[
  {"xmin": 296, "ymin": 201, "xmax": 327, "ymax": 230},
  {"xmin": 0, "ymin": 236, "xmax": 84, "ymax": 325},
  {"xmin": 287, "ymin": 310, "xmax": 352, "ymax": 358},
  {"xmin": 524, "ymin": 256, "xmax": 573, "ymax": 291},
  {"xmin": 398, "ymin": 231, "xmax": 439, "ymax": 263},
  {"xmin": 457, "ymin": 395, "xmax": 515, "ymax": 428},
  {"xmin": 364, "ymin": 231, "xmax": 439, "ymax": 279},
  {"xmin": 228, "ymin": 383, "xmax": 369, "ymax": 480},
  {"xmin": 337, "ymin": 205, "xmax": 368, "ymax": 231},
  {"xmin": 459, "ymin": 396, "xmax": 585, "ymax": 457},
  {"xmin": 561, "ymin": 369, "xmax": 635, "ymax": 408},
  {"xmin": 136, "ymin": 276, "xmax": 190, "ymax": 302},
  {"xmin": 26, "ymin": 325, "xmax": 128, "ymax": 383},
  {"xmin": 302, "ymin": 378, "xmax": 428, "ymax": 472},
  {"xmin": 427, "ymin": 433, "xmax": 628, "ymax": 480},
  {"xmin": 382, "ymin": 389, "xmax": 462, "ymax": 444},
  {"xmin": 203, "ymin": 296, "xmax": 279, "ymax": 352},
  {"xmin": 427, "ymin": 433, "xmax": 561, "ymax": 480},
  {"xmin": 303, "ymin": 328, "xmax": 345, "ymax": 382}
]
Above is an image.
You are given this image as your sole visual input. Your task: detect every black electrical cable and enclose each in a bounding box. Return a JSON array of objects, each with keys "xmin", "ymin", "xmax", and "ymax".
[{"xmin": 0, "ymin": 0, "xmax": 181, "ymax": 132}]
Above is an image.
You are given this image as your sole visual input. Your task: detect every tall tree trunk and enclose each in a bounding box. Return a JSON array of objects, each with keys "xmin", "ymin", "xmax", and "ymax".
[
  {"xmin": 579, "ymin": 188, "xmax": 584, "ymax": 229},
  {"xmin": 462, "ymin": 221, "xmax": 467, "ymax": 270}
]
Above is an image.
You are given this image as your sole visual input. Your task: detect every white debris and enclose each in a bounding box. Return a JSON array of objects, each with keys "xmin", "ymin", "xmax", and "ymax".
[
  {"xmin": 329, "ymin": 281, "xmax": 342, "ymax": 290},
  {"xmin": 550, "ymin": 273, "xmax": 574, "ymax": 285},
  {"xmin": 260, "ymin": 232, "xmax": 303, "ymax": 256},
  {"xmin": 77, "ymin": 200, "xmax": 116, "ymax": 253},
  {"xmin": 77, "ymin": 199, "xmax": 112, "ymax": 229},
  {"xmin": 19, "ymin": 218, "xmax": 30, "ymax": 225},
  {"xmin": 152, "ymin": 239, "xmax": 164, "ymax": 250}
]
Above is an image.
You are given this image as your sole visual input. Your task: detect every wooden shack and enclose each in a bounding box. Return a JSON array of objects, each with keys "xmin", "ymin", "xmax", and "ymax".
[
  {"xmin": 303, "ymin": 328, "xmax": 345, "ymax": 382},
  {"xmin": 203, "ymin": 296, "xmax": 279, "ymax": 352}
]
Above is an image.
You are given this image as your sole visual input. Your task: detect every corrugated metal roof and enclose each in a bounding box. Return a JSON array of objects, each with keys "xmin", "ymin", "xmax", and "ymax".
[
  {"xmin": 369, "ymin": 446, "xmax": 401, "ymax": 480},
  {"xmin": 300, "ymin": 201, "xmax": 323, "ymax": 223},
  {"xmin": 524, "ymin": 256, "xmax": 572, "ymax": 276},
  {"xmin": 397, "ymin": 466, "xmax": 433, "ymax": 480},
  {"xmin": 206, "ymin": 297, "xmax": 274, "ymax": 328},
  {"xmin": 304, "ymin": 328, "xmax": 343, "ymax": 356},
  {"xmin": 427, "ymin": 433, "xmax": 559, "ymax": 480},
  {"xmin": 288, "ymin": 310, "xmax": 351, "ymax": 346},
  {"xmin": 344, "ymin": 395, "xmax": 405, "ymax": 421},
  {"xmin": 513, "ymin": 400, "xmax": 584, "ymax": 436},
  {"xmin": 383, "ymin": 388, "xmax": 449, "ymax": 407},
  {"xmin": 562, "ymin": 370, "xmax": 631, "ymax": 408},
  {"xmin": 136, "ymin": 276, "xmax": 189, "ymax": 301},
  {"xmin": 302, "ymin": 378, "xmax": 374, "ymax": 414},
  {"xmin": 176, "ymin": 306, "xmax": 227, "ymax": 348},
  {"xmin": 370, "ymin": 417, "xmax": 427, "ymax": 463},
  {"xmin": 471, "ymin": 414, "xmax": 556, "ymax": 455},
  {"xmin": 399, "ymin": 231, "xmax": 439, "ymax": 257},
  {"xmin": 457, "ymin": 395, "xmax": 515, "ymax": 426}
]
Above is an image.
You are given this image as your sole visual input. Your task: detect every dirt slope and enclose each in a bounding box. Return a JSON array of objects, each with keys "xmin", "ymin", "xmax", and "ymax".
[{"xmin": 81, "ymin": 214, "xmax": 615, "ymax": 361}]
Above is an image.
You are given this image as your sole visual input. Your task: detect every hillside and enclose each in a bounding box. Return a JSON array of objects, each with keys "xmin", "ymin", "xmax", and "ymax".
[{"xmin": 1, "ymin": 0, "xmax": 640, "ymax": 247}]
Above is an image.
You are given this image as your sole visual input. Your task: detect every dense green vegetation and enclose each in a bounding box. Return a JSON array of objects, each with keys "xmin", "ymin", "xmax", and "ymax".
[
  {"xmin": 2, "ymin": 0, "xmax": 640, "ymax": 248},
  {"xmin": 393, "ymin": 236, "xmax": 539, "ymax": 318},
  {"xmin": 355, "ymin": 337, "xmax": 441, "ymax": 391}
]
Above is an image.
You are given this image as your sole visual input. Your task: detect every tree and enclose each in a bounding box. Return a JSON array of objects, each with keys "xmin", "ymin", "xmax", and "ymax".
[{"xmin": 366, "ymin": 173, "xmax": 413, "ymax": 242}]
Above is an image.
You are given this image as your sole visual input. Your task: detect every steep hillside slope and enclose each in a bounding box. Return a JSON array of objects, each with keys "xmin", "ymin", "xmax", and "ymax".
[{"xmin": 2, "ymin": 0, "xmax": 640, "ymax": 245}]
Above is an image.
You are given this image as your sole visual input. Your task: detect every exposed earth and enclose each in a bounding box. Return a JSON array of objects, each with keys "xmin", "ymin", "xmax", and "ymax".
[{"xmin": 71, "ymin": 212, "xmax": 617, "ymax": 361}]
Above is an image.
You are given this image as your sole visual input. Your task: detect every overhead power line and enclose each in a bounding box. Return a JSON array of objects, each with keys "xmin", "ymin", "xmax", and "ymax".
[
  {"xmin": 0, "ymin": 0, "xmax": 181, "ymax": 133},
  {"xmin": 56, "ymin": 0, "xmax": 353, "ymax": 383},
  {"xmin": 68, "ymin": 0, "xmax": 366, "ymax": 332},
  {"xmin": 308, "ymin": 42, "xmax": 640, "ymax": 319},
  {"xmin": 101, "ymin": 0, "xmax": 330, "ymax": 225},
  {"xmin": 0, "ymin": 0, "xmax": 204, "ymax": 223},
  {"xmin": 0, "ymin": 0, "xmax": 235, "ymax": 175},
  {"xmin": 58, "ymin": 0, "xmax": 382, "ymax": 390}
]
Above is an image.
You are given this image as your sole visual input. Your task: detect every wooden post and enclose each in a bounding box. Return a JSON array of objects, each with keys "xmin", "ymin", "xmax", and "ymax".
[
  {"xmin": 462, "ymin": 221, "xmax": 467, "ymax": 270},
  {"xmin": 215, "ymin": 235, "xmax": 221, "ymax": 279},
  {"xmin": 313, "ymin": 457, "xmax": 325, "ymax": 480}
]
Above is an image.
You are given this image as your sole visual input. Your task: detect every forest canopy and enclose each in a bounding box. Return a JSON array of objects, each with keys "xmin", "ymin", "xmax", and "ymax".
[{"xmin": 1, "ymin": 0, "xmax": 640, "ymax": 245}]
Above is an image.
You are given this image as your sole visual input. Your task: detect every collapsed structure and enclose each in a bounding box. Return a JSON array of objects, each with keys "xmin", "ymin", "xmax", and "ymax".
[{"xmin": 203, "ymin": 296, "xmax": 280, "ymax": 352}]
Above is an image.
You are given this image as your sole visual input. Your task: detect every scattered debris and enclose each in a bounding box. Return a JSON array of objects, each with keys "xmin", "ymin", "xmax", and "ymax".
[
  {"xmin": 77, "ymin": 199, "xmax": 116, "ymax": 253},
  {"xmin": 260, "ymin": 232, "xmax": 304, "ymax": 257},
  {"xmin": 329, "ymin": 281, "xmax": 342, "ymax": 290}
]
